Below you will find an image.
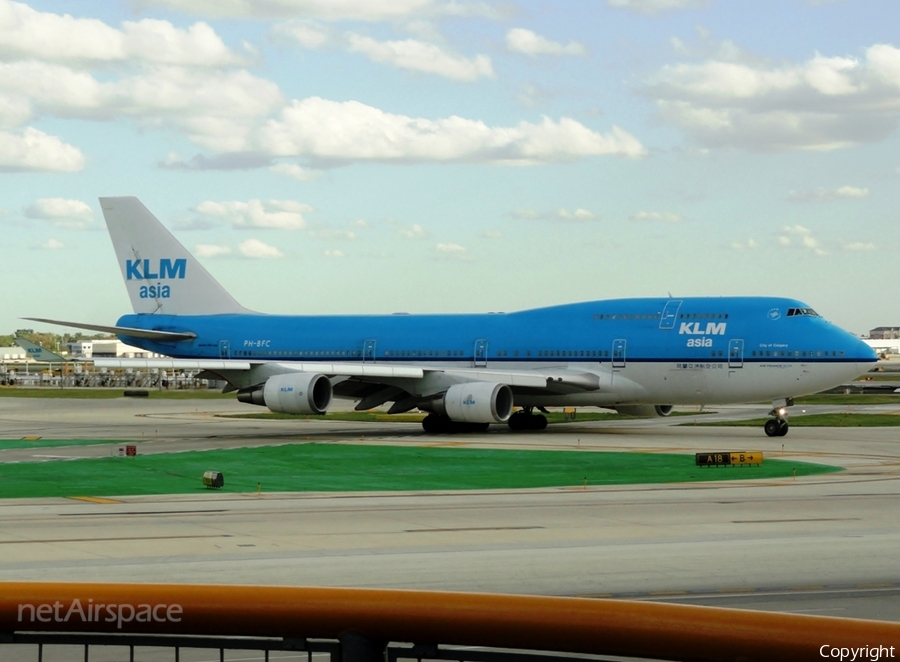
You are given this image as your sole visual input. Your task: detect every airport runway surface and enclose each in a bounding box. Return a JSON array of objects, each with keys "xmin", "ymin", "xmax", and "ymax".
[{"xmin": 0, "ymin": 396, "xmax": 898, "ymax": 622}]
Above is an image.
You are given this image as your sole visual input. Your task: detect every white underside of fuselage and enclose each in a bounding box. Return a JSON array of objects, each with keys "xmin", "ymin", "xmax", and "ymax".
[{"xmin": 350, "ymin": 359, "xmax": 873, "ymax": 409}]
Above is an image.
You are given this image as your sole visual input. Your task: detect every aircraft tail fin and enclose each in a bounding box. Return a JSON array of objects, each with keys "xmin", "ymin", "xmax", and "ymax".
[
  {"xmin": 14, "ymin": 336, "xmax": 67, "ymax": 363},
  {"xmin": 99, "ymin": 197, "xmax": 250, "ymax": 316}
]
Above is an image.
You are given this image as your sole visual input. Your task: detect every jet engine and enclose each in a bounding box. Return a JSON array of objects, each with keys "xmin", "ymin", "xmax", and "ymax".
[
  {"xmin": 614, "ymin": 405, "xmax": 673, "ymax": 417},
  {"xmin": 431, "ymin": 382, "xmax": 514, "ymax": 423},
  {"xmin": 237, "ymin": 372, "xmax": 332, "ymax": 415}
]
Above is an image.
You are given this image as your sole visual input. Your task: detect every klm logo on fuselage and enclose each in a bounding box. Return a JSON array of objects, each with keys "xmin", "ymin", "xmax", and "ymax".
[
  {"xmin": 680, "ymin": 321, "xmax": 727, "ymax": 348},
  {"xmin": 126, "ymin": 259, "xmax": 186, "ymax": 300},
  {"xmin": 678, "ymin": 322, "xmax": 727, "ymax": 336}
]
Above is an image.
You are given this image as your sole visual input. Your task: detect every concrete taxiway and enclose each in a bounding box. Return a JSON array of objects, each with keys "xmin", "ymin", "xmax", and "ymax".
[{"xmin": 0, "ymin": 395, "xmax": 898, "ymax": 622}]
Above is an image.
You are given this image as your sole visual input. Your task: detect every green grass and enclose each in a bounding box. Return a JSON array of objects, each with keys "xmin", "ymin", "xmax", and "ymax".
[
  {"xmin": 793, "ymin": 394, "xmax": 900, "ymax": 405},
  {"xmin": 688, "ymin": 413, "xmax": 900, "ymax": 428},
  {"xmin": 0, "ymin": 388, "xmax": 235, "ymax": 399},
  {"xmin": 0, "ymin": 444, "xmax": 840, "ymax": 499},
  {"xmin": 0, "ymin": 438, "xmax": 127, "ymax": 450}
]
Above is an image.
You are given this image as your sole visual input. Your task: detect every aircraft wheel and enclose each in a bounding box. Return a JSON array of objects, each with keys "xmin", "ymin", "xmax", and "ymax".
[
  {"xmin": 764, "ymin": 419, "xmax": 781, "ymax": 437},
  {"xmin": 422, "ymin": 413, "xmax": 451, "ymax": 433},
  {"xmin": 777, "ymin": 420, "xmax": 789, "ymax": 437},
  {"xmin": 508, "ymin": 412, "xmax": 547, "ymax": 431}
]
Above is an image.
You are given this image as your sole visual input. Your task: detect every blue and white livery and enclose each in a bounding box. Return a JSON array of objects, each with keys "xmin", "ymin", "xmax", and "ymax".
[{"xmin": 29, "ymin": 197, "xmax": 876, "ymax": 436}]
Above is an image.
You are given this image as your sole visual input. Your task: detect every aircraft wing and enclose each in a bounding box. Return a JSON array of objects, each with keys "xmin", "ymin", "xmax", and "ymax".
[{"xmin": 92, "ymin": 358, "xmax": 599, "ymax": 391}]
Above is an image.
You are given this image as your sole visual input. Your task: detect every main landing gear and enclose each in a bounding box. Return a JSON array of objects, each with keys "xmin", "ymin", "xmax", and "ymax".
[
  {"xmin": 764, "ymin": 398, "xmax": 793, "ymax": 437},
  {"xmin": 507, "ymin": 407, "xmax": 548, "ymax": 431},
  {"xmin": 421, "ymin": 413, "xmax": 490, "ymax": 434}
]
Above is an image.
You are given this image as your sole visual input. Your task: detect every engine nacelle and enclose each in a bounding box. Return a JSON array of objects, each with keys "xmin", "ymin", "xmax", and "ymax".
[
  {"xmin": 614, "ymin": 405, "xmax": 673, "ymax": 417},
  {"xmin": 237, "ymin": 372, "xmax": 332, "ymax": 415},
  {"xmin": 433, "ymin": 382, "xmax": 514, "ymax": 423}
]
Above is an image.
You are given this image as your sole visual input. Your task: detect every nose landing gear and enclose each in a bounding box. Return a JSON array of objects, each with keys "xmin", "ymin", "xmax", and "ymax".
[{"xmin": 764, "ymin": 398, "xmax": 793, "ymax": 437}]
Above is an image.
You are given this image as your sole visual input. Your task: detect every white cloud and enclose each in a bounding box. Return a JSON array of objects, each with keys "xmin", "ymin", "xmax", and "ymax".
[
  {"xmin": 239, "ymin": 238, "xmax": 283, "ymax": 259},
  {"xmin": 557, "ymin": 208, "xmax": 597, "ymax": 221},
  {"xmin": 0, "ymin": 127, "xmax": 84, "ymax": 172},
  {"xmin": 113, "ymin": 67, "xmax": 284, "ymax": 152},
  {"xmin": 33, "ymin": 238, "xmax": 65, "ymax": 250},
  {"xmin": 393, "ymin": 221, "xmax": 428, "ymax": 239},
  {"xmin": 195, "ymin": 199, "xmax": 313, "ymax": 229},
  {"xmin": 789, "ymin": 186, "xmax": 870, "ymax": 201},
  {"xmin": 630, "ymin": 211, "xmax": 684, "ymax": 223},
  {"xmin": 868, "ymin": 44, "xmax": 900, "ymax": 87},
  {"xmin": 607, "ymin": 0, "xmax": 712, "ymax": 15},
  {"xmin": 648, "ymin": 44, "xmax": 900, "ymax": 151},
  {"xmin": 308, "ymin": 227, "xmax": 356, "ymax": 240},
  {"xmin": 159, "ymin": 152, "xmax": 273, "ymax": 171},
  {"xmin": 24, "ymin": 198, "xmax": 94, "ymax": 228},
  {"xmin": 195, "ymin": 244, "xmax": 233, "ymax": 258},
  {"xmin": 511, "ymin": 208, "xmax": 598, "ymax": 222},
  {"xmin": 258, "ymin": 97, "xmax": 645, "ymax": 164},
  {"xmin": 843, "ymin": 241, "xmax": 876, "ymax": 251},
  {"xmin": 777, "ymin": 225, "xmax": 826, "ymax": 256},
  {"xmin": 516, "ymin": 82, "xmax": 555, "ymax": 109},
  {"xmin": 482, "ymin": 229, "xmax": 502, "ymax": 239},
  {"xmin": 505, "ymin": 29, "xmax": 586, "ymax": 57},
  {"xmin": 0, "ymin": 61, "xmax": 284, "ymax": 153},
  {"xmin": 324, "ymin": 249, "xmax": 345, "ymax": 257},
  {"xmin": 730, "ymin": 238, "xmax": 758, "ymax": 250},
  {"xmin": 347, "ymin": 34, "xmax": 494, "ymax": 81},
  {"xmin": 137, "ymin": 0, "xmax": 435, "ymax": 20},
  {"xmin": 0, "ymin": 1, "xmax": 245, "ymax": 66},
  {"xmin": 269, "ymin": 163, "xmax": 320, "ymax": 181},
  {"xmin": 272, "ymin": 20, "xmax": 331, "ymax": 49},
  {"xmin": 436, "ymin": 243, "xmax": 472, "ymax": 260}
]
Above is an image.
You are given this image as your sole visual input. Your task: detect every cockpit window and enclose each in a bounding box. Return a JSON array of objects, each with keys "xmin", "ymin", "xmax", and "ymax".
[{"xmin": 787, "ymin": 307, "xmax": 820, "ymax": 318}]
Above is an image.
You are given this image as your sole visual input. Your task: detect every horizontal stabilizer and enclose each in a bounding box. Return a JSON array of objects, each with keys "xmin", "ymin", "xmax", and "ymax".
[
  {"xmin": 23, "ymin": 317, "xmax": 196, "ymax": 342},
  {"xmin": 94, "ymin": 359, "xmax": 251, "ymax": 370}
]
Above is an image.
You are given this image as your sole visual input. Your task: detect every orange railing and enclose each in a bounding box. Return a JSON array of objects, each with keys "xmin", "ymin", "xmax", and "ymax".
[{"xmin": 1, "ymin": 583, "xmax": 898, "ymax": 662}]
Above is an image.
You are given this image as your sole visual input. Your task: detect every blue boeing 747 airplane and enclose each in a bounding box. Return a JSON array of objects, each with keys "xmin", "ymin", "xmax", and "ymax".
[{"xmin": 28, "ymin": 197, "xmax": 876, "ymax": 437}]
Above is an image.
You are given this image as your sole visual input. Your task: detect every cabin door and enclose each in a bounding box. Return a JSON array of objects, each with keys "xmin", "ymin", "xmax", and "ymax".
[
  {"xmin": 474, "ymin": 339, "xmax": 488, "ymax": 367},
  {"xmin": 612, "ymin": 339, "xmax": 626, "ymax": 368},
  {"xmin": 728, "ymin": 339, "xmax": 744, "ymax": 369},
  {"xmin": 363, "ymin": 339, "xmax": 377, "ymax": 363},
  {"xmin": 659, "ymin": 299, "xmax": 682, "ymax": 330}
]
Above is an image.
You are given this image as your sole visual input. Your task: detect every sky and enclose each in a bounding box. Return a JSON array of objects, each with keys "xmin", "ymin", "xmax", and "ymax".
[{"xmin": 1, "ymin": 0, "xmax": 898, "ymax": 336}]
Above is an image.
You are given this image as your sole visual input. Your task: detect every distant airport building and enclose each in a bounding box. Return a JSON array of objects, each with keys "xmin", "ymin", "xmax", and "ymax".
[
  {"xmin": 0, "ymin": 346, "xmax": 26, "ymax": 361},
  {"xmin": 869, "ymin": 326, "xmax": 900, "ymax": 340},
  {"xmin": 68, "ymin": 339, "xmax": 162, "ymax": 359},
  {"xmin": 863, "ymin": 327, "xmax": 900, "ymax": 356}
]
